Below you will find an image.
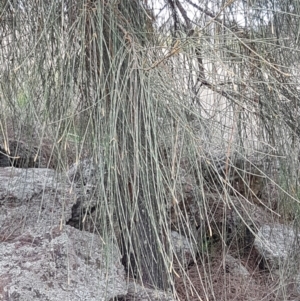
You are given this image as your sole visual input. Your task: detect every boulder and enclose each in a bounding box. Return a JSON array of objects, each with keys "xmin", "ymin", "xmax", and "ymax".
[
  {"xmin": 254, "ymin": 224, "xmax": 300, "ymax": 274},
  {"xmin": 170, "ymin": 231, "xmax": 197, "ymax": 268},
  {"xmin": 225, "ymin": 254, "xmax": 250, "ymax": 278},
  {"xmin": 0, "ymin": 167, "xmax": 127, "ymax": 301}
]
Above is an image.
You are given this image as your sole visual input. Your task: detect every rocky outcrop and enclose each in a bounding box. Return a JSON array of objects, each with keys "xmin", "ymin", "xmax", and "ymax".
[
  {"xmin": 0, "ymin": 153, "xmax": 295, "ymax": 301},
  {"xmin": 0, "ymin": 168, "xmax": 127, "ymax": 301},
  {"xmin": 0, "ymin": 165, "xmax": 179, "ymax": 301},
  {"xmin": 0, "ymin": 226, "xmax": 127, "ymax": 301}
]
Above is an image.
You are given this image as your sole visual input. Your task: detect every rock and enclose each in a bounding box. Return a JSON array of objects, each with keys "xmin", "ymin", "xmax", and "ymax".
[
  {"xmin": 197, "ymin": 152, "xmax": 267, "ymax": 200},
  {"xmin": 168, "ymin": 165, "xmax": 204, "ymax": 244},
  {"xmin": 68, "ymin": 158, "xmax": 99, "ymax": 185},
  {"xmin": 0, "ymin": 168, "xmax": 70, "ymax": 230},
  {"xmin": 170, "ymin": 231, "xmax": 197, "ymax": 268},
  {"xmin": 254, "ymin": 224, "xmax": 300, "ymax": 273},
  {"xmin": 0, "ymin": 167, "xmax": 127, "ymax": 300},
  {"xmin": 254, "ymin": 223, "xmax": 300, "ymax": 298},
  {"xmin": 66, "ymin": 158, "xmax": 112, "ymax": 233},
  {"xmin": 126, "ymin": 282, "xmax": 175, "ymax": 301},
  {"xmin": 225, "ymin": 254, "xmax": 250, "ymax": 278},
  {"xmin": 0, "ymin": 226, "xmax": 127, "ymax": 301}
]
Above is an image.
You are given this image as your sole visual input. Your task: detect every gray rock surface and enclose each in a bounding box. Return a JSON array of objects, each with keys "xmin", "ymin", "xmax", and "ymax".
[
  {"xmin": 66, "ymin": 158, "xmax": 112, "ymax": 233},
  {"xmin": 127, "ymin": 282, "xmax": 175, "ymax": 301},
  {"xmin": 225, "ymin": 254, "xmax": 250, "ymax": 278},
  {"xmin": 254, "ymin": 224, "xmax": 300, "ymax": 273},
  {"xmin": 170, "ymin": 231, "xmax": 197, "ymax": 268},
  {"xmin": 254, "ymin": 224, "xmax": 299, "ymax": 268},
  {"xmin": 0, "ymin": 167, "xmax": 127, "ymax": 301}
]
